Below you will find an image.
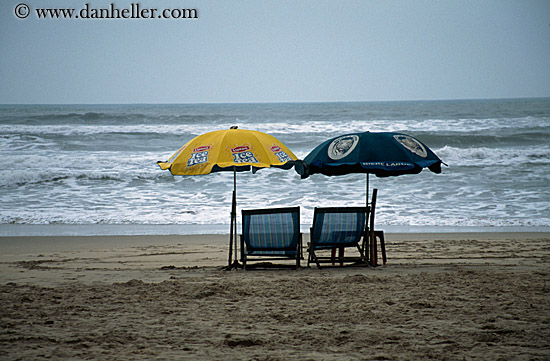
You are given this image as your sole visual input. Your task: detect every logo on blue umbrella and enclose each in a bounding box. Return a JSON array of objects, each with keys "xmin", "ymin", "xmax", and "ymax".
[
  {"xmin": 328, "ymin": 135, "xmax": 359, "ymax": 160},
  {"xmin": 393, "ymin": 135, "xmax": 427, "ymax": 158}
]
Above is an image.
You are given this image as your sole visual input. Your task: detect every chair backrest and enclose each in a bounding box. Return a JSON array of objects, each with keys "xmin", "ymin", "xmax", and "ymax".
[
  {"xmin": 311, "ymin": 207, "xmax": 367, "ymax": 247},
  {"xmin": 369, "ymin": 188, "xmax": 378, "ymax": 235},
  {"xmin": 242, "ymin": 207, "xmax": 300, "ymax": 252}
]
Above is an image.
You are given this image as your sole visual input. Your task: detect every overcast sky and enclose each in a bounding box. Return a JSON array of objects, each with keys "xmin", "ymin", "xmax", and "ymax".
[{"xmin": 1, "ymin": 0, "xmax": 549, "ymax": 104}]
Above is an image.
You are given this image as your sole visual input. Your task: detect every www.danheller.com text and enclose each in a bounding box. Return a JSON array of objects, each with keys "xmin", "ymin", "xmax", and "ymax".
[{"xmin": 28, "ymin": 3, "xmax": 199, "ymax": 20}]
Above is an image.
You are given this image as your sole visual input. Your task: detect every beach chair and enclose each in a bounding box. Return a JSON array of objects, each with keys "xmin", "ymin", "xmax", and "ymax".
[
  {"xmin": 240, "ymin": 207, "xmax": 302, "ymax": 269},
  {"xmin": 307, "ymin": 207, "xmax": 368, "ymax": 269}
]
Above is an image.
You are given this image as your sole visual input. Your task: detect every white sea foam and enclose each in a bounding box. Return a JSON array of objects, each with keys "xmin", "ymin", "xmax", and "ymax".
[
  {"xmin": 436, "ymin": 145, "xmax": 550, "ymax": 167},
  {"xmin": 1, "ymin": 114, "xmax": 547, "ymax": 137},
  {"xmin": 1, "ymin": 100, "xmax": 549, "ymax": 230}
]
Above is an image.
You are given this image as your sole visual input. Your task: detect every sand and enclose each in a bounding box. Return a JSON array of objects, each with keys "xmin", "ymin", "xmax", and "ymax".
[{"xmin": 1, "ymin": 232, "xmax": 549, "ymax": 360}]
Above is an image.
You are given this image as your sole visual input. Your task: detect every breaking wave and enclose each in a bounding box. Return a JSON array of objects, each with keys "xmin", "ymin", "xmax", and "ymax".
[{"xmin": 1, "ymin": 99, "xmax": 549, "ymax": 230}]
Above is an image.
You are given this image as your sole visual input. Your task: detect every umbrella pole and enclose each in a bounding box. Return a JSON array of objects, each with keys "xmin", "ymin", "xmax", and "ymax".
[
  {"xmin": 233, "ymin": 168, "xmax": 238, "ymax": 264},
  {"xmin": 228, "ymin": 189, "xmax": 235, "ymax": 267},
  {"xmin": 225, "ymin": 167, "xmax": 241, "ymax": 270},
  {"xmin": 366, "ymin": 173, "xmax": 369, "ymax": 206}
]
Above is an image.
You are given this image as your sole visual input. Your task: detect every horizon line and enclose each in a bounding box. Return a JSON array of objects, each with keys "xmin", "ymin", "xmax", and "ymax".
[{"xmin": 1, "ymin": 96, "xmax": 549, "ymax": 106}]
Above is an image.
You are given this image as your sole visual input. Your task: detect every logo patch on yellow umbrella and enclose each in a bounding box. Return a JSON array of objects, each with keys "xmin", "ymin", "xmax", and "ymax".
[
  {"xmin": 230, "ymin": 145, "xmax": 259, "ymax": 163},
  {"xmin": 187, "ymin": 145, "xmax": 211, "ymax": 167}
]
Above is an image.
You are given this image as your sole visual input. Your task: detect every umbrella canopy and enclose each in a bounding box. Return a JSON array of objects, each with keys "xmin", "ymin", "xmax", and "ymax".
[
  {"xmin": 158, "ymin": 127, "xmax": 298, "ymax": 175},
  {"xmin": 299, "ymin": 131, "xmax": 444, "ymax": 179},
  {"xmin": 157, "ymin": 126, "xmax": 299, "ymax": 269}
]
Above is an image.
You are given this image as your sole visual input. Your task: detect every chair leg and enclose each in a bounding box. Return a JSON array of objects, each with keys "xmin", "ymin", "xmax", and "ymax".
[
  {"xmin": 356, "ymin": 245, "xmax": 368, "ymax": 265},
  {"xmin": 375, "ymin": 230, "xmax": 387, "ymax": 265},
  {"xmin": 309, "ymin": 249, "xmax": 321, "ymax": 269},
  {"xmin": 370, "ymin": 231, "xmax": 386, "ymax": 266},
  {"xmin": 330, "ymin": 248, "xmax": 345, "ymax": 266},
  {"xmin": 314, "ymin": 254, "xmax": 321, "ymax": 269},
  {"xmin": 371, "ymin": 233, "xmax": 378, "ymax": 266},
  {"xmin": 363, "ymin": 233, "xmax": 370, "ymax": 265},
  {"xmin": 240, "ymin": 235, "xmax": 246, "ymax": 270}
]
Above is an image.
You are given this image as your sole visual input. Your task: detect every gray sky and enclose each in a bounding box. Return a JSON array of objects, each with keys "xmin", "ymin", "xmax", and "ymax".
[{"xmin": 1, "ymin": 0, "xmax": 549, "ymax": 104}]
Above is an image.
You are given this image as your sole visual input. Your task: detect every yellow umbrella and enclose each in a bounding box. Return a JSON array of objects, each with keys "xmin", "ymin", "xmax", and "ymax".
[{"xmin": 157, "ymin": 126, "xmax": 299, "ymax": 269}]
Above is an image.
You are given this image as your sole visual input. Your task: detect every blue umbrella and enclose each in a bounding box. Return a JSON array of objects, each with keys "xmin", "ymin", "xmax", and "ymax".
[{"xmin": 299, "ymin": 131, "xmax": 444, "ymax": 180}]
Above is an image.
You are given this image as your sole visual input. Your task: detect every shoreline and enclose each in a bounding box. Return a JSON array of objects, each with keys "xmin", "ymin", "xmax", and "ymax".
[
  {"xmin": 2, "ymin": 231, "xmax": 550, "ymax": 254},
  {"xmin": 2, "ymin": 223, "xmax": 550, "ymax": 237}
]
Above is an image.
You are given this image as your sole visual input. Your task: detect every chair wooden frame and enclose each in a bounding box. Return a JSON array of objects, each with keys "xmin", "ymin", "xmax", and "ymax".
[
  {"xmin": 307, "ymin": 207, "xmax": 368, "ymax": 269},
  {"xmin": 361, "ymin": 188, "xmax": 387, "ymax": 266},
  {"xmin": 240, "ymin": 206, "xmax": 302, "ymax": 269}
]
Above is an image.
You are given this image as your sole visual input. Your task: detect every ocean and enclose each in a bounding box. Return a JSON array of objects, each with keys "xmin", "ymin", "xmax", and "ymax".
[{"xmin": 1, "ymin": 98, "xmax": 549, "ymax": 236}]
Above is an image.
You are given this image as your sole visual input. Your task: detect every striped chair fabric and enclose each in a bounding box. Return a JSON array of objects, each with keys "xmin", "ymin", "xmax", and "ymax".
[
  {"xmin": 241, "ymin": 207, "xmax": 301, "ymax": 268},
  {"xmin": 312, "ymin": 208, "xmax": 366, "ymax": 247},
  {"xmin": 308, "ymin": 207, "xmax": 368, "ymax": 268}
]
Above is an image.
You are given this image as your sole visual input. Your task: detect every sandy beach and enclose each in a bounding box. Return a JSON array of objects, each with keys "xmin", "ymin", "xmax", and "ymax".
[{"xmin": 1, "ymin": 232, "xmax": 549, "ymax": 360}]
